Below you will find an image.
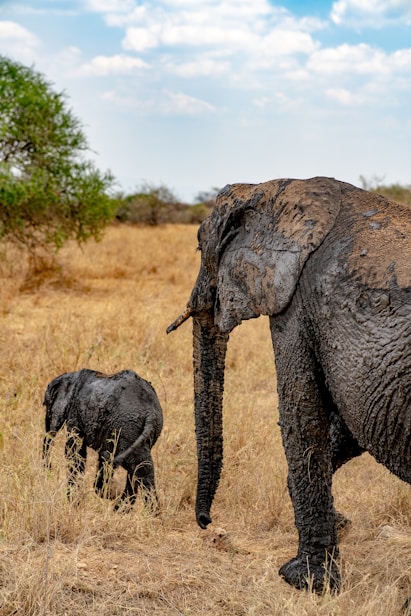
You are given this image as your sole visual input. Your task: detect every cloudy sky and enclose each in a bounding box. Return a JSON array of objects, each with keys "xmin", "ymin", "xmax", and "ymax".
[{"xmin": 0, "ymin": 0, "xmax": 410, "ymax": 201}]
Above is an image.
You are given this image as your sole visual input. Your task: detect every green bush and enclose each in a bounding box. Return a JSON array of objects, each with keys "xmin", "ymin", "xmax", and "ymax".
[
  {"xmin": 115, "ymin": 183, "xmax": 180, "ymax": 225},
  {"xmin": 115, "ymin": 184, "xmax": 216, "ymax": 226}
]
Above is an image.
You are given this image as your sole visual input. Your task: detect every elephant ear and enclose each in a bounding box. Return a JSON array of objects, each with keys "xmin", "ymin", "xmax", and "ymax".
[{"xmin": 214, "ymin": 177, "xmax": 342, "ymax": 332}]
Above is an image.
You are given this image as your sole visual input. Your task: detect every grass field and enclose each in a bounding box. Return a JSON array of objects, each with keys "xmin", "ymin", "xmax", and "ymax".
[{"xmin": 1, "ymin": 224, "xmax": 411, "ymax": 615}]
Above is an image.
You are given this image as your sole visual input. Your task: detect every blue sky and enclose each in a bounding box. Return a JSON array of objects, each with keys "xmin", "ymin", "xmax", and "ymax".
[{"xmin": 0, "ymin": 0, "xmax": 410, "ymax": 202}]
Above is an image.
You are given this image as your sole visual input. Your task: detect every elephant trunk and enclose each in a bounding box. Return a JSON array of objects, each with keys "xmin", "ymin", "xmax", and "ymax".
[{"xmin": 193, "ymin": 310, "xmax": 228, "ymax": 529}]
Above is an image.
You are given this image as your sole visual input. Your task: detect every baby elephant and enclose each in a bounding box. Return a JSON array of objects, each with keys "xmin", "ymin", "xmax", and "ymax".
[{"xmin": 43, "ymin": 369, "xmax": 163, "ymax": 510}]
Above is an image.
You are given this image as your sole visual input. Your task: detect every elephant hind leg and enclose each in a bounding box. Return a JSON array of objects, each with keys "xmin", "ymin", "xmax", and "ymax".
[{"xmin": 140, "ymin": 461, "xmax": 160, "ymax": 514}]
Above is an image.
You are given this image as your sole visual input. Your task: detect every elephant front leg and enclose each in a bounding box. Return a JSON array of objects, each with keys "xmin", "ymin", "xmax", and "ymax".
[
  {"xmin": 279, "ymin": 401, "xmax": 340, "ymax": 592},
  {"xmin": 271, "ymin": 316, "xmax": 340, "ymax": 592},
  {"xmin": 277, "ymin": 381, "xmax": 339, "ymax": 588},
  {"xmin": 65, "ymin": 430, "xmax": 87, "ymax": 502}
]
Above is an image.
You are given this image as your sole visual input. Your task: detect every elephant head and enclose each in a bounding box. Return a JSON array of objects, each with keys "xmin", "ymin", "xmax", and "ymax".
[
  {"xmin": 42, "ymin": 372, "xmax": 76, "ymax": 466},
  {"xmin": 167, "ymin": 177, "xmax": 342, "ymax": 529}
]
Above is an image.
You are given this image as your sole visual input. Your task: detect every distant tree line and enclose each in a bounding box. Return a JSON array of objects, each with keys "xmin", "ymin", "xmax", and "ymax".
[
  {"xmin": 114, "ymin": 178, "xmax": 411, "ymax": 226},
  {"xmin": 114, "ymin": 184, "xmax": 219, "ymax": 226}
]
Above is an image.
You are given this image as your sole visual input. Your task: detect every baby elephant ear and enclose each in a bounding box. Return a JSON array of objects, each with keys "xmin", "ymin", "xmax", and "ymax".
[{"xmin": 215, "ymin": 177, "xmax": 342, "ymax": 332}]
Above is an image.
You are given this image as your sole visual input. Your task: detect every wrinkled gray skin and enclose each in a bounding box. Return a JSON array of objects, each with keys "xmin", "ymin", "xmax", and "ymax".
[
  {"xmin": 43, "ymin": 369, "xmax": 163, "ymax": 510},
  {"xmin": 168, "ymin": 177, "xmax": 411, "ymax": 593}
]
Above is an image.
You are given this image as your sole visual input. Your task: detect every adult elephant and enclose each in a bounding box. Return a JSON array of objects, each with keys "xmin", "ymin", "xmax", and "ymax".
[{"xmin": 167, "ymin": 176, "xmax": 411, "ymax": 592}]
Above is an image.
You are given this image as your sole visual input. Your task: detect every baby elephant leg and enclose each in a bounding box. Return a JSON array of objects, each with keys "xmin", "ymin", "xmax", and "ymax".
[
  {"xmin": 138, "ymin": 452, "xmax": 160, "ymax": 512},
  {"xmin": 114, "ymin": 452, "xmax": 159, "ymax": 512},
  {"xmin": 65, "ymin": 431, "xmax": 87, "ymax": 502},
  {"xmin": 94, "ymin": 450, "xmax": 114, "ymax": 499}
]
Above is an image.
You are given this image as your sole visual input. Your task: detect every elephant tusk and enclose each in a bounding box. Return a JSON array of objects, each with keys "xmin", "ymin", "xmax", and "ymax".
[{"xmin": 166, "ymin": 308, "xmax": 194, "ymax": 334}]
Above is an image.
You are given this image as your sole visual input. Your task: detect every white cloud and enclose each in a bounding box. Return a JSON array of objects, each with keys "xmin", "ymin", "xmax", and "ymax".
[
  {"xmin": 79, "ymin": 53, "xmax": 149, "ymax": 76},
  {"xmin": 389, "ymin": 49, "xmax": 411, "ymax": 72},
  {"xmin": 123, "ymin": 23, "xmax": 257, "ymax": 53},
  {"xmin": 85, "ymin": 0, "xmax": 135, "ymax": 12},
  {"xmin": 122, "ymin": 26, "xmax": 160, "ymax": 52},
  {"xmin": 101, "ymin": 88, "xmax": 216, "ymax": 115},
  {"xmin": 305, "ymin": 42, "xmax": 411, "ymax": 109},
  {"xmin": 256, "ymin": 29, "xmax": 318, "ymax": 58},
  {"xmin": 117, "ymin": 1, "xmax": 322, "ymax": 84},
  {"xmin": 331, "ymin": 0, "xmax": 411, "ymax": 26},
  {"xmin": 252, "ymin": 92, "xmax": 297, "ymax": 109},
  {"xmin": 111, "ymin": 1, "xmax": 322, "ymax": 54},
  {"xmin": 326, "ymin": 87, "xmax": 366, "ymax": 105},
  {"xmin": 308, "ymin": 43, "xmax": 411, "ymax": 84},
  {"xmin": 163, "ymin": 90, "xmax": 216, "ymax": 114},
  {"xmin": 308, "ymin": 43, "xmax": 387, "ymax": 76},
  {"xmin": 168, "ymin": 57, "xmax": 230, "ymax": 78},
  {"xmin": 78, "ymin": 0, "xmax": 328, "ymax": 84},
  {"xmin": 105, "ymin": 5, "xmax": 147, "ymax": 27},
  {"xmin": 0, "ymin": 21, "xmax": 39, "ymax": 63},
  {"xmin": 4, "ymin": 0, "xmax": 409, "ymax": 126}
]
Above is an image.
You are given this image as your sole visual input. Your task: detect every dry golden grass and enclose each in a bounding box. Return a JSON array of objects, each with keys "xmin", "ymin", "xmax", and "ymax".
[{"xmin": 1, "ymin": 224, "xmax": 411, "ymax": 615}]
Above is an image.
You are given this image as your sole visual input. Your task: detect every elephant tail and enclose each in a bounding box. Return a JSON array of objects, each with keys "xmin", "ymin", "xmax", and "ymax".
[{"xmin": 113, "ymin": 417, "xmax": 155, "ymax": 467}]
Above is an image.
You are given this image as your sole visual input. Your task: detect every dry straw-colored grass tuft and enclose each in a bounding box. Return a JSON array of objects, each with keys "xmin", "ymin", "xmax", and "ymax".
[{"xmin": 1, "ymin": 224, "xmax": 411, "ymax": 615}]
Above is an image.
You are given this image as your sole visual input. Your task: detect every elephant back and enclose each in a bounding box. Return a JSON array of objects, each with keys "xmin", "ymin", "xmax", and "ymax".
[{"xmin": 338, "ymin": 183, "xmax": 411, "ymax": 291}]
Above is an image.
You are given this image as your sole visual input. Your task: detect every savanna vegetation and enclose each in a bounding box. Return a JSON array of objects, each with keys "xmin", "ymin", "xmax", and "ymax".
[{"xmin": 1, "ymin": 224, "xmax": 411, "ymax": 615}]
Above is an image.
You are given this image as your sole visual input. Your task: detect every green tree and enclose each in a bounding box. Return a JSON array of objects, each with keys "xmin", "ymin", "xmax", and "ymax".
[{"xmin": 0, "ymin": 55, "xmax": 116, "ymax": 262}]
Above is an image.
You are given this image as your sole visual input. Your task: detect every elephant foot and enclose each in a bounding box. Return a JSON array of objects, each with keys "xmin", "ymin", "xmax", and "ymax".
[{"xmin": 279, "ymin": 554, "xmax": 340, "ymax": 594}]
